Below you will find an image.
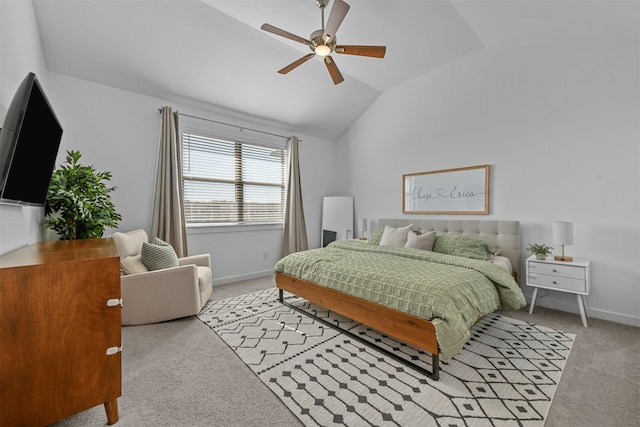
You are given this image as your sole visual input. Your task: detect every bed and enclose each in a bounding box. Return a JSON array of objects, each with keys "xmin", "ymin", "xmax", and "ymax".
[{"xmin": 274, "ymin": 219, "xmax": 527, "ymax": 380}]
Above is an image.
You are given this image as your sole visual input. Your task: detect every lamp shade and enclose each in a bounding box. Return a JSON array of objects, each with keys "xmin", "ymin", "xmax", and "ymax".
[
  {"xmin": 359, "ymin": 218, "xmax": 367, "ymax": 232},
  {"xmin": 552, "ymin": 221, "xmax": 573, "ymax": 245}
]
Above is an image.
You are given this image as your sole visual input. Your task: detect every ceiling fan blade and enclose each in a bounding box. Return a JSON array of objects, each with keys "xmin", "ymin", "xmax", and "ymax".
[
  {"xmin": 323, "ymin": 56, "xmax": 344, "ymax": 85},
  {"xmin": 323, "ymin": 0, "xmax": 350, "ymax": 43},
  {"xmin": 261, "ymin": 23, "xmax": 313, "ymax": 46},
  {"xmin": 278, "ymin": 53, "xmax": 315, "ymax": 74},
  {"xmin": 335, "ymin": 45, "xmax": 386, "ymax": 58}
]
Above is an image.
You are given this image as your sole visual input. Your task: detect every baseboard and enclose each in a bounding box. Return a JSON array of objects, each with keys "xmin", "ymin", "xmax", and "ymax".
[
  {"xmin": 527, "ymin": 294, "xmax": 640, "ymax": 328},
  {"xmin": 589, "ymin": 308, "xmax": 640, "ymax": 327},
  {"xmin": 213, "ymin": 270, "xmax": 274, "ymax": 286}
]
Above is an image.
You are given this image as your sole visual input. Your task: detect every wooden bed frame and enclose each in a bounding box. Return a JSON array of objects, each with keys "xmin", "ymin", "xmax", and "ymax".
[
  {"xmin": 276, "ymin": 219, "xmax": 521, "ymax": 381},
  {"xmin": 276, "ymin": 273, "xmax": 441, "ymax": 378}
]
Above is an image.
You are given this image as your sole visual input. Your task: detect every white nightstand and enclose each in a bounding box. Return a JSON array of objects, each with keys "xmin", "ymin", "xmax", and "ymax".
[{"xmin": 526, "ymin": 255, "xmax": 591, "ymax": 327}]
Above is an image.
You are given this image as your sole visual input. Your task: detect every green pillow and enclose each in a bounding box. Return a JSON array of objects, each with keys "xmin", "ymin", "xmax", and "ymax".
[
  {"xmin": 153, "ymin": 237, "xmax": 171, "ymax": 247},
  {"xmin": 141, "ymin": 238, "xmax": 179, "ymax": 270},
  {"xmin": 432, "ymin": 234, "xmax": 497, "ymax": 261},
  {"xmin": 368, "ymin": 228, "xmax": 384, "ymax": 245}
]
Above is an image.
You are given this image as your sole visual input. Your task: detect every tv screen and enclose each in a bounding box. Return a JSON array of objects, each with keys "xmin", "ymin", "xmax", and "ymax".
[
  {"xmin": 322, "ymin": 229, "xmax": 337, "ymax": 247},
  {"xmin": 0, "ymin": 72, "xmax": 63, "ymax": 206}
]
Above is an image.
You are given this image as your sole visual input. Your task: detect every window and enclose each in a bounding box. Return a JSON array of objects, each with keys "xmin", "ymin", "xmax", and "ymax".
[{"xmin": 181, "ymin": 131, "xmax": 286, "ymax": 224}]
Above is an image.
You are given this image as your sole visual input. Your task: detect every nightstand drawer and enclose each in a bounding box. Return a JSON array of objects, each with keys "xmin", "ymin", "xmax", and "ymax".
[
  {"xmin": 527, "ymin": 273, "xmax": 586, "ymax": 293},
  {"xmin": 527, "ymin": 261, "xmax": 585, "ymax": 280}
]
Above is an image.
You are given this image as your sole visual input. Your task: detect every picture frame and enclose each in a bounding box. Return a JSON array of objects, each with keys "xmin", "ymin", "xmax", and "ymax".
[{"xmin": 403, "ymin": 165, "xmax": 490, "ymax": 214}]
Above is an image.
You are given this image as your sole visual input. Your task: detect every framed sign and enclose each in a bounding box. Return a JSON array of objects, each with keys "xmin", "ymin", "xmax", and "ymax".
[{"xmin": 403, "ymin": 165, "xmax": 490, "ymax": 214}]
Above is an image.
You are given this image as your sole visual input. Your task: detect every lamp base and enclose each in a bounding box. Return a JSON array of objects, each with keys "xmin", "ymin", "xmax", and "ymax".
[{"xmin": 554, "ymin": 255, "xmax": 573, "ymax": 262}]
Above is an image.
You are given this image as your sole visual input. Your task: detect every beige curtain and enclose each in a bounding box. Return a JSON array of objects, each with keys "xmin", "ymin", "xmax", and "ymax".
[
  {"xmin": 282, "ymin": 136, "xmax": 308, "ymax": 256},
  {"xmin": 151, "ymin": 106, "xmax": 188, "ymax": 257}
]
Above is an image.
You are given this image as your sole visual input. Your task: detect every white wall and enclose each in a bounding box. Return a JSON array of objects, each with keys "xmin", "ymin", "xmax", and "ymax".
[
  {"xmin": 340, "ymin": 45, "xmax": 640, "ymax": 326},
  {"xmin": 0, "ymin": 2, "xmax": 340, "ymax": 285},
  {"xmin": 0, "ymin": 0, "xmax": 51, "ymax": 254}
]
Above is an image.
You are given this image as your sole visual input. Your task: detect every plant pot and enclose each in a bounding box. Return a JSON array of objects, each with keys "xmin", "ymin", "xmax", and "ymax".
[{"xmin": 536, "ymin": 254, "xmax": 547, "ymax": 260}]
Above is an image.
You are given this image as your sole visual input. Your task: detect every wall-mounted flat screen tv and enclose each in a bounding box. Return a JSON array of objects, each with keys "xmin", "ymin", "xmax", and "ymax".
[{"xmin": 0, "ymin": 72, "xmax": 63, "ymax": 206}]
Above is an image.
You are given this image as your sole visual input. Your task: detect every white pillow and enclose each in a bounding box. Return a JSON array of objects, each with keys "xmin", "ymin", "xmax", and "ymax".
[
  {"xmin": 379, "ymin": 224, "xmax": 413, "ymax": 247},
  {"xmin": 405, "ymin": 230, "xmax": 436, "ymax": 251}
]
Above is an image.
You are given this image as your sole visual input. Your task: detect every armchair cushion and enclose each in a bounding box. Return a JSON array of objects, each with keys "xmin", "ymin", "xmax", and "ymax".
[{"xmin": 121, "ymin": 254, "xmax": 148, "ymax": 275}]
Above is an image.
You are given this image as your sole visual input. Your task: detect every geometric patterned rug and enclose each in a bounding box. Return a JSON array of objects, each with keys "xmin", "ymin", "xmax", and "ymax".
[{"xmin": 197, "ymin": 288, "xmax": 575, "ymax": 427}]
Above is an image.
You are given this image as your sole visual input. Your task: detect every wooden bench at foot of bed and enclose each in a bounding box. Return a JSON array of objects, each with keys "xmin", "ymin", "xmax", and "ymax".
[{"xmin": 275, "ymin": 272, "xmax": 440, "ymax": 379}]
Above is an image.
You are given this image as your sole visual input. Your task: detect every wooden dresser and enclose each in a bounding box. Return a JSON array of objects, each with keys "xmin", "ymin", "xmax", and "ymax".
[{"xmin": 0, "ymin": 238, "xmax": 121, "ymax": 426}]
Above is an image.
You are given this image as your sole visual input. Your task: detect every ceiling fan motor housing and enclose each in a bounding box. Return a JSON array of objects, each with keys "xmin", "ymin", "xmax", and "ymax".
[{"xmin": 310, "ymin": 29, "xmax": 336, "ymax": 52}]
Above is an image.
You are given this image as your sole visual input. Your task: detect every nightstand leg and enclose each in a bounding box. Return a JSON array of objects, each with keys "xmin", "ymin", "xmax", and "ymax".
[
  {"xmin": 582, "ymin": 295, "xmax": 590, "ymax": 318},
  {"xmin": 529, "ymin": 287, "xmax": 539, "ymax": 314},
  {"xmin": 576, "ymin": 294, "xmax": 588, "ymax": 328}
]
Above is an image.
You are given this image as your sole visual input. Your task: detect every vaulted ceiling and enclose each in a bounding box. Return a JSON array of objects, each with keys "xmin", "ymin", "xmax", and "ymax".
[{"xmin": 32, "ymin": 0, "xmax": 638, "ymax": 140}]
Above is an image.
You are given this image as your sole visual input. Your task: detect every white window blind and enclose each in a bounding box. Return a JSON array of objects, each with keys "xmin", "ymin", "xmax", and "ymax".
[{"xmin": 182, "ymin": 131, "xmax": 286, "ymax": 224}]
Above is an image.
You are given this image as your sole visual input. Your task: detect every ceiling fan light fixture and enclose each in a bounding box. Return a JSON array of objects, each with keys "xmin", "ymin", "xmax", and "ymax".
[{"xmin": 315, "ymin": 44, "xmax": 331, "ymax": 57}]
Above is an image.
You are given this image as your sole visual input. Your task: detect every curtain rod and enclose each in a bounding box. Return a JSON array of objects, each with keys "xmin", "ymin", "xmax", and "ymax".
[{"xmin": 158, "ymin": 108, "xmax": 296, "ymax": 141}]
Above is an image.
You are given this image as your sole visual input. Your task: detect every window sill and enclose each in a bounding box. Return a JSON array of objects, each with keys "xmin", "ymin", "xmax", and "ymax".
[{"xmin": 186, "ymin": 222, "xmax": 283, "ymax": 234}]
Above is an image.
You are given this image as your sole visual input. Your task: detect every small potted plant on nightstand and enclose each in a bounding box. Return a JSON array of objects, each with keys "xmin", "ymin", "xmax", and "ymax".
[{"xmin": 527, "ymin": 243, "xmax": 553, "ymax": 260}]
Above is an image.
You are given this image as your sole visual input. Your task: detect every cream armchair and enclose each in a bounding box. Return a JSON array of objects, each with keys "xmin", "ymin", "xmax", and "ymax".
[{"xmin": 112, "ymin": 229, "xmax": 213, "ymax": 326}]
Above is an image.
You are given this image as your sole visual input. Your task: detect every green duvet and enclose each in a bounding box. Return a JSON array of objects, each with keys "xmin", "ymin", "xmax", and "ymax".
[{"xmin": 274, "ymin": 240, "xmax": 526, "ymax": 361}]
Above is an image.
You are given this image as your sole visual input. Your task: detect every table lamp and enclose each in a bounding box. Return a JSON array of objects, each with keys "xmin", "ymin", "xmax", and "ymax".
[
  {"xmin": 553, "ymin": 221, "xmax": 573, "ymax": 262},
  {"xmin": 359, "ymin": 218, "xmax": 367, "ymax": 240}
]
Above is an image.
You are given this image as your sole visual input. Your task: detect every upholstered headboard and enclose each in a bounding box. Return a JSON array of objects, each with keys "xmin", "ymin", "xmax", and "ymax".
[{"xmin": 377, "ymin": 219, "xmax": 521, "ymax": 275}]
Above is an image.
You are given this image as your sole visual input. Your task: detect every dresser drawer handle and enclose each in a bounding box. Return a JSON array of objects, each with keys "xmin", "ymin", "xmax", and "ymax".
[
  {"xmin": 106, "ymin": 346, "xmax": 122, "ymax": 356},
  {"xmin": 552, "ymin": 281, "xmax": 558, "ymax": 284}
]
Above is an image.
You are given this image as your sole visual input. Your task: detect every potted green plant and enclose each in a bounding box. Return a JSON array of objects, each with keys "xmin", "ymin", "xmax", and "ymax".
[
  {"xmin": 43, "ymin": 150, "xmax": 122, "ymax": 240},
  {"xmin": 527, "ymin": 243, "xmax": 553, "ymax": 260}
]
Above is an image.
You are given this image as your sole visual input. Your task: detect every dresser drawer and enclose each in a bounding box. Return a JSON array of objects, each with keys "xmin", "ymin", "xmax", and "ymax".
[
  {"xmin": 527, "ymin": 261, "xmax": 585, "ymax": 280},
  {"xmin": 527, "ymin": 272, "xmax": 586, "ymax": 293}
]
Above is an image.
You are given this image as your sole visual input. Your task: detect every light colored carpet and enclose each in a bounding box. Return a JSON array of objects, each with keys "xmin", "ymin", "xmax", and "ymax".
[
  {"xmin": 51, "ymin": 276, "xmax": 640, "ymax": 427},
  {"xmin": 198, "ymin": 288, "xmax": 575, "ymax": 426}
]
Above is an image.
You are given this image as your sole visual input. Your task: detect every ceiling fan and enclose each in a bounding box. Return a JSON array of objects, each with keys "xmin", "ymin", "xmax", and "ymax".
[{"xmin": 261, "ymin": 0, "xmax": 386, "ymax": 85}]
